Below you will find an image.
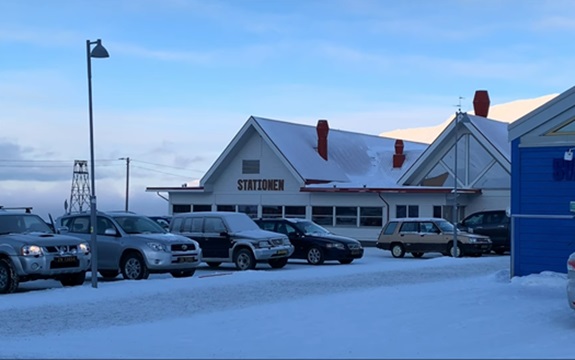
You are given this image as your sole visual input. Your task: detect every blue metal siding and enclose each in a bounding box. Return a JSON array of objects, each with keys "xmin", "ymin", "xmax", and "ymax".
[{"xmin": 512, "ymin": 144, "xmax": 575, "ymax": 276}]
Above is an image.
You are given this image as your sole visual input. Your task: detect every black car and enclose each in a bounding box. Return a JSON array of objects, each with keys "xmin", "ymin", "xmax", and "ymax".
[
  {"xmin": 255, "ymin": 218, "xmax": 364, "ymax": 265},
  {"xmin": 457, "ymin": 210, "xmax": 510, "ymax": 255},
  {"xmin": 148, "ymin": 216, "xmax": 172, "ymax": 231}
]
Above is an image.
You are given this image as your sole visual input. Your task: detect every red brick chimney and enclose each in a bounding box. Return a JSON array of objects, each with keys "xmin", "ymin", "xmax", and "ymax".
[
  {"xmin": 473, "ymin": 90, "xmax": 490, "ymax": 117},
  {"xmin": 393, "ymin": 139, "xmax": 405, "ymax": 168},
  {"xmin": 316, "ymin": 119, "xmax": 329, "ymax": 161}
]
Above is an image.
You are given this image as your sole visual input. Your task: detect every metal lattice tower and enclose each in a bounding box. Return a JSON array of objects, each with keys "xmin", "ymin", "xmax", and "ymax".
[{"xmin": 68, "ymin": 160, "xmax": 91, "ymax": 214}]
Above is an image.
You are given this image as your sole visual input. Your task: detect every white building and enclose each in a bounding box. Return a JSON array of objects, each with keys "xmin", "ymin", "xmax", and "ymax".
[{"xmin": 147, "ymin": 91, "xmax": 511, "ymax": 242}]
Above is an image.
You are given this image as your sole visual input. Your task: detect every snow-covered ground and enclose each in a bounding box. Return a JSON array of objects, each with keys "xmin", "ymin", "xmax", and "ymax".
[{"xmin": 0, "ymin": 248, "xmax": 573, "ymax": 359}]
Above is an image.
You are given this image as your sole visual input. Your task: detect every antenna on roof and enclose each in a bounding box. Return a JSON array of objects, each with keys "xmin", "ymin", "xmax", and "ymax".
[{"xmin": 453, "ymin": 96, "xmax": 464, "ymax": 113}]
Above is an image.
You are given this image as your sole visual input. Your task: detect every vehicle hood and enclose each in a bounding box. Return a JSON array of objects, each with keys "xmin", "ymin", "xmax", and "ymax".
[
  {"xmin": 130, "ymin": 233, "xmax": 195, "ymax": 244},
  {"xmin": 304, "ymin": 233, "xmax": 361, "ymax": 245},
  {"xmin": 230, "ymin": 229, "xmax": 284, "ymax": 240},
  {"xmin": 1, "ymin": 233, "xmax": 87, "ymax": 246}
]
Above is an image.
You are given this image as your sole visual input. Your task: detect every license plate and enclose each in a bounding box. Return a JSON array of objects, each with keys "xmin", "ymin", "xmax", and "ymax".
[
  {"xmin": 351, "ymin": 250, "xmax": 362, "ymax": 255},
  {"xmin": 276, "ymin": 250, "xmax": 288, "ymax": 255},
  {"xmin": 55, "ymin": 256, "xmax": 77, "ymax": 263},
  {"xmin": 178, "ymin": 257, "xmax": 196, "ymax": 263}
]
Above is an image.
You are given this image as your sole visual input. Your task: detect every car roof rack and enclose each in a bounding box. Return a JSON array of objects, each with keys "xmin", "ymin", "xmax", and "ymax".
[{"xmin": 0, "ymin": 206, "xmax": 33, "ymax": 213}]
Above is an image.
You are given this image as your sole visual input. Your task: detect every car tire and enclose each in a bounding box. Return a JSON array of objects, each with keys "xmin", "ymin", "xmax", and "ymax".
[
  {"xmin": 100, "ymin": 270, "xmax": 119, "ymax": 279},
  {"xmin": 0, "ymin": 258, "xmax": 19, "ymax": 294},
  {"xmin": 234, "ymin": 249, "xmax": 256, "ymax": 271},
  {"xmin": 206, "ymin": 262, "xmax": 222, "ymax": 268},
  {"xmin": 448, "ymin": 242, "xmax": 463, "ymax": 258},
  {"xmin": 121, "ymin": 252, "xmax": 150, "ymax": 280},
  {"xmin": 339, "ymin": 259, "xmax": 353, "ymax": 264},
  {"xmin": 60, "ymin": 271, "xmax": 86, "ymax": 287},
  {"xmin": 495, "ymin": 249, "xmax": 506, "ymax": 255},
  {"xmin": 411, "ymin": 252, "xmax": 424, "ymax": 258},
  {"xmin": 268, "ymin": 257, "xmax": 288, "ymax": 269},
  {"xmin": 391, "ymin": 243, "xmax": 405, "ymax": 258},
  {"xmin": 307, "ymin": 247, "xmax": 325, "ymax": 265},
  {"xmin": 170, "ymin": 269, "xmax": 196, "ymax": 278}
]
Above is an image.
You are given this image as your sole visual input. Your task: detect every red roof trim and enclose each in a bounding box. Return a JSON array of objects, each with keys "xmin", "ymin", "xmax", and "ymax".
[{"xmin": 299, "ymin": 187, "xmax": 481, "ymax": 194}]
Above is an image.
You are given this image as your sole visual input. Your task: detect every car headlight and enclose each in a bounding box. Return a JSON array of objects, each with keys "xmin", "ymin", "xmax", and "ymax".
[
  {"xmin": 258, "ymin": 240, "xmax": 272, "ymax": 248},
  {"xmin": 78, "ymin": 242, "xmax": 90, "ymax": 254},
  {"xmin": 147, "ymin": 242, "xmax": 167, "ymax": 252},
  {"xmin": 326, "ymin": 242, "xmax": 345, "ymax": 249},
  {"xmin": 21, "ymin": 245, "xmax": 43, "ymax": 256},
  {"xmin": 468, "ymin": 237, "xmax": 479, "ymax": 243}
]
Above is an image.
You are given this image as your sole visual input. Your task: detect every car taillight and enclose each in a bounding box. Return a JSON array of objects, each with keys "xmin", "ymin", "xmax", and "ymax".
[{"xmin": 568, "ymin": 258, "xmax": 575, "ymax": 271}]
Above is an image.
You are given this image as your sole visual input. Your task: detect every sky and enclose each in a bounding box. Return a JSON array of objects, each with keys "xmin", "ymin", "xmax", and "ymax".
[
  {"xmin": 0, "ymin": 248, "xmax": 573, "ymax": 359},
  {"xmin": 2, "ymin": 0, "xmax": 575, "ymax": 220}
]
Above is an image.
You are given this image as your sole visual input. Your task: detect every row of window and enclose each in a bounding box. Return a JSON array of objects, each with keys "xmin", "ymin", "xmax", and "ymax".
[{"xmin": 172, "ymin": 204, "xmax": 466, "ymax": 227}]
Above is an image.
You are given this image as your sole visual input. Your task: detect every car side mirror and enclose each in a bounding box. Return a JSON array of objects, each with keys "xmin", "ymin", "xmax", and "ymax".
[{"xmin": 104, "ymin": 228, "xmax": 118, "ymax": 236}]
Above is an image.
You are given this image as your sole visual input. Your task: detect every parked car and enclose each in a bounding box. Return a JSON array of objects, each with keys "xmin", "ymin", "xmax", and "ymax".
[
  {"xmin": 169, "ymin": 211, "xmax": 294, "ymax": 270},
  {"xmin": 376, "ymin": 217, "xmax": 492, "ymax": 258},
  {"xmin": 148, "ymin": 216, "xmax": 172, "ymax": 231},
  {"xmin": 0, "ymin": 207, "xmax": 91, "ymax": 294},
  {"xmin": 567, "ymin": 252, "xmax": 575, "ymax": 310},
  {"xmin": 254, "ymin": 218, "xmax": 364, "ymax": 265},
  {"xmin": 457, "ymin": 210, "xmax": 510, "ymax": 255},
  {"xmin": 55, "ymin": 211, "xmax": 202, "ymax": 280}
]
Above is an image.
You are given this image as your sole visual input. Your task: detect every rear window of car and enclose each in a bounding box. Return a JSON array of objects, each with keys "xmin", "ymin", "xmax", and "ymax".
[{"xmin": 382, "ymin": 221, "xmax": 399, "ymax": 235}]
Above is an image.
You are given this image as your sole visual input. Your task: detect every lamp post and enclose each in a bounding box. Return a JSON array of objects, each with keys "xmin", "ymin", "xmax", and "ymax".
[
  {"xmin": 86, "ymin": 39, "xmax": 109, "ymax": 288},
  {"xmin": 119, "ymin": 157, "xmax": 130, "ymax": 212}
]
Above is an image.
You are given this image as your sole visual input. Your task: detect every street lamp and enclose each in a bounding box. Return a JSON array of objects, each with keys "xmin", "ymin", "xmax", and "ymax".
[
  {"xmin": 86, "ymin": 39, "xmax": 109, "ymax": 288},
  {"xmin": 119, "ymin": 157, "xmax": 130, "ymax": 212}
]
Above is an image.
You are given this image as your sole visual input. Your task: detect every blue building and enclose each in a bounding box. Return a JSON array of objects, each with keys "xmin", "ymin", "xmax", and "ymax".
[{"xmin": 509, "ymin": 86, "xmax": 575, "ymax": 277}]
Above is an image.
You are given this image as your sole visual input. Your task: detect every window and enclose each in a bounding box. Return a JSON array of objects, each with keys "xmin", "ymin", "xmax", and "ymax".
[
  {"xmin": 191, "ymin": 218, "xmax": 203, "ymax": 232},
  {"xmin": 173, "ymin": 204, "xmax": 191, "ymax": 214},
  {"xmin": 258, "ymin": 221, "xmax": 276, "ymax": 231},
  {"xmin": 433, "ymin": 206, "xmax": 442, "ymax": 218},
  {"xmin": 383, "ymin": 221, "xmax": 398, "ymax": 235},
  {"xmin": 396, "ymin": 205, "xmax": 419, "ymax": 218},
  {"xmin": 242, "ymin": 160, "xmax": 260, "ymax": 174},
  {"xmin": 335, "ymin": 206, "xmax": 357, "ymax": 226},
  {"xmin": 238, "ymin": 205, "xmax": 258, "ymax": 218},
  {"xmin": 312, "ymin": 206, "xmax": 333, "ymax": 226},
  {"xmin": 171, "ymin": 217, "xmax": 183, "ymax": 232},
  {"xmin": 285, "ymin": 206, "xmax": 306, "ymax": 218},
  {"xmin": 96, "ymin": 217, "xmax": 115, "ymax": 235},
  {"xmin": 399, "ymin": 222, "xmax": 418, "ymax": 233},
  {"xmin": 217, "ymin": 205, "xmax": 235, "ymax": 212},
  {"xmin": 262, "ymin": 206, "xmax": 282, "ymax": 218},
  {"xmin": 182, "ymin": 218, "xmax": 193, "ymax": 232},
  {"xmin": 204, "ymin": 217, "xmax": 226, "ymax": 233},
  {"xmin": 193, "ymin": 204, "xmax": 211, "ymax": 212},
  {"xmin": 360, "ymin": 207, "xmax": 382, "ymax": 227},
  {"xmin": 420, "ymin": 222, "xmax": 438, "ymax": 233},
  {"xmin": 69, "ymin": 217, "xmax": 90, "ymax": 234}
]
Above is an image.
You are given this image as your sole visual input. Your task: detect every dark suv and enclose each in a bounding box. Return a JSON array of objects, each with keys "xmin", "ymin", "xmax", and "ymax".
[
  {"xmin": 457, "ymin": 210, "xmax": 510, "ymax": 255},
  {"xmin": 255, "ymin": 218, "xmax": 364, "ymax": 265}
]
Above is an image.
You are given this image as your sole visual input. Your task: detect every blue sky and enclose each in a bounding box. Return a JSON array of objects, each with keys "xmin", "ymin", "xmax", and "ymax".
[{"xmin": 1, "ymin": 0, "xmax": 574, "ymax": 219}]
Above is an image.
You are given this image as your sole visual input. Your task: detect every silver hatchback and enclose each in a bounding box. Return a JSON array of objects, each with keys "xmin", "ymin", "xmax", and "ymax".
[{"xmin": 56, "ymin": 212, "xmax": 202, "ymax": 280}]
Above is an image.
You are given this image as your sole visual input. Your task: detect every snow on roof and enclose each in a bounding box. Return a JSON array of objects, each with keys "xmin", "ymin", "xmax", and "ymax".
[{"xmin": 253, "ymin": 117, "xmax": 428, "ymax": 188}]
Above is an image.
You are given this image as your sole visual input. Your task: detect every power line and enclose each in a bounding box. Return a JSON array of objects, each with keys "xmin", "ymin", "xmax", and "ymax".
[
  {"xmin": 131, "ymin": 159, "xmax": 204, "ymax": 173},
  {"xmin": 131, "ymin": 165, "xmax": 194, "ymax": 179}
]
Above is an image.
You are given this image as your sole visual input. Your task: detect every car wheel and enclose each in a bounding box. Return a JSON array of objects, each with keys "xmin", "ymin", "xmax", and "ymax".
[
  {"xmin": 234, "ymin": 249, "xmax": 256, "ymax": 271},
  {"xmin": 391, "ymin": 243, "xmax": 405, "ymax": 258},
  {"xmin": 307, "ymin": 247, "xmax": 325, "ymax": 265},
  {"xmin": 206, "ymin": 262, "xmax": 222, "ymax": 268},
  {"xmin": 339, "ymin": 259, "xmax": 353, "ymax": 264},
  {"xmin": 495, "ymin": 249, "xmax": 506, "ymax": 255},
  {"xmin": 60, "ymin": 271, "xmax": 86, "ymax": 287},
  {"xmin": 121, "ymin": 252, "xmax": 150, "ymax": 280},
  {"xmin": 268, "ymin": 257, "xmax": 288, "ymax": 269},
  {"xmin": 100, "ymin": 270, "xmax": 119, "ymax": 279},
  {"xmin": 411, "ymin": 252, "xmax": 424, "ymax": 258},
  {"xmin": 0, "ymin": 258, "xmax": 19, "ymax": 294},
  {"xmin": 448, "ymin": 242, "xmax": 463, "ymax": 258},
  {"xmin": 170, "ymin": 269, "xmax": 196, "ymax": 278}
]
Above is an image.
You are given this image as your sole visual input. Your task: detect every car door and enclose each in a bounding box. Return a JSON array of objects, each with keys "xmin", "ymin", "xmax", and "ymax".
[
  {"xmin": 397, "ymin": 221, "xmax": 419, "ymax": 251},
  {"xmin": 203, "ymin": 216, "xmax": 231, "ymax": 258},
  {"xmin": 419, "ymin": 221, "xmax": 442, "ymax": 252},
  {"xmin": 482, "ymin": 211, "xmax": 509, "ymax": 244},
  {"xmin": 95, "ymin": 216, "xmax": 123, "ymax": 270},
  {"xmin": 277, "ymin": 222, "xmax": 305, "ymax": 259},
  {"xmin": 181, "ymin": 216, "xmax": 206, "ymax": 257}
]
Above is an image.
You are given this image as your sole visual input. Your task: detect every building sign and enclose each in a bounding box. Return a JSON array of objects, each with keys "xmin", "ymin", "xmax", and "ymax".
[
  {"xmin": 553, "ymin": 158, "xmax": 575, "ymax": 181},
  {"xmin": 237, "ymin": 179, "xmax": 285, "ymax": 191}
]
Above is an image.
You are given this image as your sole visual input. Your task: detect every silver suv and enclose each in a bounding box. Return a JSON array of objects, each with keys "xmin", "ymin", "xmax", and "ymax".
[
  {"xmin": 376, "ymin": 217, "xmax": 492, "ymax": 258},
  {"xmin": 0, "ymin": 207, "xmax": 91, "ymax": 294},
  {"xmin": 56, "ymin": 211, "xmax": 202, "ymax": 280},
  {"xmin": 170, "ymin": 212, "xmax": 294, "ymax": 270}
]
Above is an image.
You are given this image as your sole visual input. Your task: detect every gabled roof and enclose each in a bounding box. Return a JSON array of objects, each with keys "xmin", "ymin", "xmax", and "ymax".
[
  {"xmin": 399, "ymin": 112, "xmax": 511, "ymax": 186},
  {"xmin": 202, "ymin": 116, "xmax": 428, "ymax": 189},
  {"xmin": 509, "ymin": 85, "xmax": 575, "ymax": 142}
]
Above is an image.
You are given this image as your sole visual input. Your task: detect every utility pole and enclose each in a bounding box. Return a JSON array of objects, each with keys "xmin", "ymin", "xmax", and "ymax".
[{"xmin": 119, "ymin": 157, "xmax": 130, "ymax": 212}]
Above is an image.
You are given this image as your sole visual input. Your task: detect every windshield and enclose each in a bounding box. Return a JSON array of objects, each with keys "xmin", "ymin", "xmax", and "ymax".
[
  {"xmin": 224, "ymin": 213, "xmax": 260, "ymax": 232},
  {"xmin": 0, "ymin": 214, "xmax": 53, "ymax": 235},
  {"xmin": 113, "ymin": 216, "xmax": 166, "ymax": 234},
  {"xmin": 294, "ymin": 221, "xmax": 331, "ymax": 235},
  {"xmin": 436, "ymin": 220, "xmax": 457, "ymax": 233}
]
